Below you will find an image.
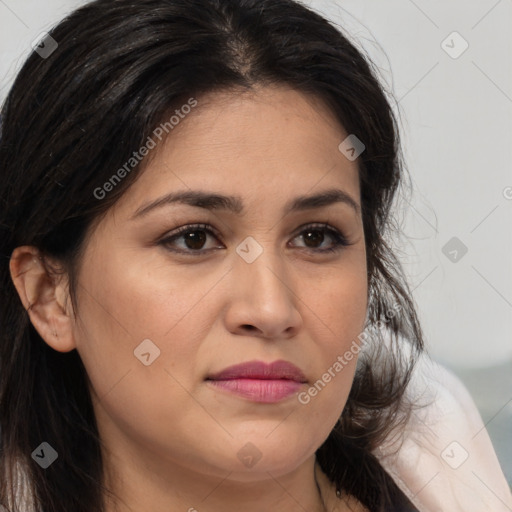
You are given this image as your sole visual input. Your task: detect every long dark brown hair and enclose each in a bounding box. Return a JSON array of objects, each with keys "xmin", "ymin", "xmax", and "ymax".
[{"xmin": 0, "ymin": 0, "xmax": 424, "ymax": 510}]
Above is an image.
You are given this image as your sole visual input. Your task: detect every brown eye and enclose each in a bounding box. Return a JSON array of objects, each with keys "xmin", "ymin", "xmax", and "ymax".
[
  {"xmin": 181, "ymin": 230, "xmax": 207, "ymax": 250},
  {"xmin": 302, "ymin": 229, "xmax": 325, "ymax": 248},
  {"xmin": 290, "ymin": 223, "xmax": 349, "ymax": 253},
  {"xmin": 159, "ymin": 224, "xmax": 223, "ymax": 254}
]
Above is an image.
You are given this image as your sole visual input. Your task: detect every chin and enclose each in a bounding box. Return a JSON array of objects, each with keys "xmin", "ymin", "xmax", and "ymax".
[{"xmin": 213, "ymin": 434, "xmax": 316, "ymax": 480}]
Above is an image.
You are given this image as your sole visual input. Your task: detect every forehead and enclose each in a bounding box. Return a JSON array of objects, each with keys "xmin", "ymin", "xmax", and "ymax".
[{"xmin": 113, "ymin": 85, "xmax": 361, "ymax": 218}]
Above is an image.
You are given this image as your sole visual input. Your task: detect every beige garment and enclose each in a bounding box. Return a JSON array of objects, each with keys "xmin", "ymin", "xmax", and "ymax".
[
  {"xmin": 374, "ymin": 353, "xmax": 512, "ymax": 511},
  {"xmin": 315, "ymin": 352, "xmax": 512, "ymax": 511}
]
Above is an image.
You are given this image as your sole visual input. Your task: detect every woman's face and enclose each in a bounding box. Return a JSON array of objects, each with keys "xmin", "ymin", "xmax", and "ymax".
[{"xmin": 72, "ymin": 85, "xmax": 367, "ymax": 482}]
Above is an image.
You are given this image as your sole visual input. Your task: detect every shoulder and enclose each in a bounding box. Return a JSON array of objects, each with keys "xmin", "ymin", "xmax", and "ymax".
[{"xmin": 374, "ymin": 350, "xmax": 512, "ymax": 511}]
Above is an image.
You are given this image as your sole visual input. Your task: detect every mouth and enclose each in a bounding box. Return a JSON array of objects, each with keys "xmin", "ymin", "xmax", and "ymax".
[{"xmin": 206, "ymin": 360, "xmax": 307, "ymax": 403}]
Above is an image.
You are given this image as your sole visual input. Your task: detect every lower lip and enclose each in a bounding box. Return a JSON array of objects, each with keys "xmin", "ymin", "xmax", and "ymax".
[{"xmin": 207, "ymin": 378, "xmax": 303, "ymax": 403}]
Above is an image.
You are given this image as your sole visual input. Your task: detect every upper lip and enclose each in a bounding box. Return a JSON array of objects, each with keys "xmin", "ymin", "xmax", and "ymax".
[{"xmin": 207, "ymin": 360, "xmax": 307, "ymax": 383}]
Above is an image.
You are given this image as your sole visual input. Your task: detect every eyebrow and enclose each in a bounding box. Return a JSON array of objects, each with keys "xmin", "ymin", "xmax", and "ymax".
[{"xmin": 130, "ymin": 187, "xmax": 360, "ymax": 220}]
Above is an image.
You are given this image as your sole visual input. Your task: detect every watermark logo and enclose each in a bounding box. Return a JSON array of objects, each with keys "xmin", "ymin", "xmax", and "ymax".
[
  {"xmin": 32, "ymin": 32, "xmax": 58, "ymax": 59},
  {"xmin": 338, "ymin": 134, "xmax": 366, "ymax": 161},
  {"xmin": 31, "ymin": 442, "xmax": 58, "ymax": 469},
  {"xmin": 134, "ymin": 338, "xmax": 161, "ymax": 366},
  {"xmin": 237, "ymin": 442, "xmax": 262, "ymax": 468},
  {"xmin": 442, "ymin": 236, "xmax": 468, "ymax": 263},
  {"xmin": 236, "ymin": 236, "xmax": 264, "ymax": 263},
  {"xmin": 441, "ymin": 441, "xmax": 469, "ymax": 469},
  {"xmin": 441, "ymin": 31, "xmax": 469, "ymax": 60}
]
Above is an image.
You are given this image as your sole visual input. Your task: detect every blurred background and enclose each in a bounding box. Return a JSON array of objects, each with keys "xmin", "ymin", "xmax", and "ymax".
[{"xmin": 1, "ymin": 0, "xmax": 510, "ymax": 493}]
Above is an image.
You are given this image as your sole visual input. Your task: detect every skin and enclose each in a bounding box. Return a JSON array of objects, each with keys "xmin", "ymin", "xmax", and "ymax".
[{"xmin": 10, "ymin": 85, "xmax": 368, "ymax": 512}]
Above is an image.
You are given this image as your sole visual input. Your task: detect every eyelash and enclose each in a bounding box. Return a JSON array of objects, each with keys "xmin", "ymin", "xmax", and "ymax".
[{"xmin": 158, "ymin": 222, "xmax": 351, "ymax": 256}]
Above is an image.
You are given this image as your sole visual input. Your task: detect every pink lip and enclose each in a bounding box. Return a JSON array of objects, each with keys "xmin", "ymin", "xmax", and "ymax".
[{"xmin": 206, "ymin": 360, "xmax": 307, "ymax": 403}]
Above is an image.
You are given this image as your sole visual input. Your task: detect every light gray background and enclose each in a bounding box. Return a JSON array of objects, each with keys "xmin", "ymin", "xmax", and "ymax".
[{"xmin": 1, "ymin": 0, "xmax": 511, "ymax": 488}]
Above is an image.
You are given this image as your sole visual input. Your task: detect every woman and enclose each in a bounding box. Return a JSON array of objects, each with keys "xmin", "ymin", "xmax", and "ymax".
[{"xmin": 0, "ymin": 1, "xmax": 509, "ymax": 511}]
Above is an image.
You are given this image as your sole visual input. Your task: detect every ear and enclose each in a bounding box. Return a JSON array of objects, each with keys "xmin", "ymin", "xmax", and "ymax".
[{"xmin": 9, "ymin": 246, "xmax": 76, "ymax": 353}]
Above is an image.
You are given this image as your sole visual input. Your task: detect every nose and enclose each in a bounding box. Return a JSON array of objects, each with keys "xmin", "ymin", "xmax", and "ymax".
[{"xmin": 223, "ymin": 245, "xmax": 303, "ymax": 340}]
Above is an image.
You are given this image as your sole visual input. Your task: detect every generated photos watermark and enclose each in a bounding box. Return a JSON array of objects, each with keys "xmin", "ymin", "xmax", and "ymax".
[
  {"xmin": 298, "ymin": 302, "xmax": 402, "ymax": 405},
  {"xmin": 94, "ymin": 97, "xmax": 198, "ymax": 200}
]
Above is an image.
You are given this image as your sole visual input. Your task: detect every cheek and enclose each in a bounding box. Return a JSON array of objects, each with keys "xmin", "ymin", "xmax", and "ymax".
[
  {"xmin": 303, "ymin": 258, "xmax": 368, "ymax": 345},
  {"xmin": 76, "ymin": 246, "xmax": 221, "ymax": 338},
  {"xmin": 71, "ymin": 250, "xmax": 219, "ymax": 402},
  {"xmin": 296, "ymin": 258, "xmax": 367, "ymax": 424},
  {"xmin": 71, "ymin": 253, "xmax": 220, "ymax": 456}
]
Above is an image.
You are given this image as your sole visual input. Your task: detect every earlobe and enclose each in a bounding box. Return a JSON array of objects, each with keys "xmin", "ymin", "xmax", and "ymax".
[{"xmin": 9, "ymin": 246, "xmax": 77, "ymax": 353}]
